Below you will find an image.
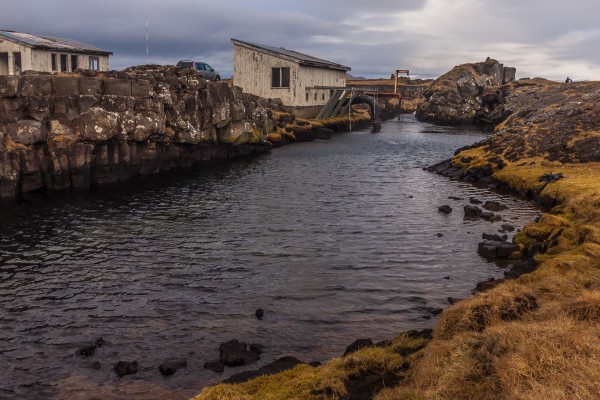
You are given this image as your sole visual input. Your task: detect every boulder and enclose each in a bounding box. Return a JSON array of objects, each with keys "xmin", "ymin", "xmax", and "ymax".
[
  {"xmin": 6, "ymin": 120, "xmax": 47, "ymax": 145},
  {"xmin": 343, "ymin": 338, "xmax": 374, "ymax": 356},
  {"xmin": 438, "ymin": 205, "xmax": 452, "ymax": 214},
  {"xmin": 114, "ymin": 361, "xmax": 138, "ymax": 377},
  {"xmin": 464, "ymin": 204, "xmax": 483, "ymax": 218},
  {"xmin": 416, "ymin": 58, "xmax": 516, "ymax": 125},
  {"xmin": 159, "ymin": 359, "xmax": 187, "ymax": 377},
  {"xmin": 219, "ymin": 339, "xmax": 260, "ymax": 367},
  {"xmin": 483, "ymin": 200, "xmax": 508, "ymax": 211},
  {"xmin": 204, "ymin": 360, "xmax": 225, "ymax": 373}
]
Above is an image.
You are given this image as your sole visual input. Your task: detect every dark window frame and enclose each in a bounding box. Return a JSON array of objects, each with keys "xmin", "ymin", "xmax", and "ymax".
[
  {"xmin": 51, "ymin": 53, "xmax": 57, "ymax": 71},
  {"xmin": 71, "ymin": 55, "xmax": 78, "ymax": 71},
  {"xmin": 271, "ymin": 67, "xmax": 290, "ymax": 88}
]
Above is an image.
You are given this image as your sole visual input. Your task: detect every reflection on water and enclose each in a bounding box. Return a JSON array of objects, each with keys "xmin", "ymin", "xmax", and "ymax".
[{"xmin": 0, "ymin": 116, "xmax": 539, "ymax": 399}]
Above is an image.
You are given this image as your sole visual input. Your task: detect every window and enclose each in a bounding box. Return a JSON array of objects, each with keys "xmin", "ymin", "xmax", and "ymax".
[
  {"xmin": 60, "ymin": 54, "xmax": 67, "ymax": 72},
  {"xmin": 71, "ymin": 55, "xmax": 78, "ymax": 71},
  {"xmin": 271, "ymin": 67, "xmax": 290, "ymax": 88},
  {"xmin": 322, "ymin": 93, "xmax": 325, "ymax": 101},
  {"xmin": 51, "ymin": 53, "xmax": 57, "ymax": 71},
  {"xmin": 13, "ymin": 52, "xmax": 21, "ymax": 74},
  {"xmin": 89, "ymin": 56, "xmax": 99, "ymax": 71}
]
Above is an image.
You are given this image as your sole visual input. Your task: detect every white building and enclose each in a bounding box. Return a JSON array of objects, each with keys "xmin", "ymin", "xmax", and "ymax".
[
  {"xmin": 0, "ymin": 30, "xmax": 112, "ymax": 76},
  {"xmin": 231, "ymin": 38, "xmax": 350, "ymax": 117}
]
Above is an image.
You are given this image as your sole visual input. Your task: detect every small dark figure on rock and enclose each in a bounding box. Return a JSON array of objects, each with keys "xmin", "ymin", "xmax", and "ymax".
[{"xmin": 565, "ymin": 77, "xmax": 572, "ymax": 83}]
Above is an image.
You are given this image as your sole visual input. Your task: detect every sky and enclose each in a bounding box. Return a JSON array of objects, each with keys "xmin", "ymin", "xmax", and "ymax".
[{"xmin": 2, "ymin": 0, "xmax": 599, "ymax": 81}]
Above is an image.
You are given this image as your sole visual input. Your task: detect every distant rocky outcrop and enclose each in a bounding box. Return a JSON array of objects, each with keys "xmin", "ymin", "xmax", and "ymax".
[
  {"xmin": 416, "ymin": 58, "xmax": 515, "ymax": 125},
  {"xmin": 0, "ymin": 66, "xmax": 282, "ymax": 198}
]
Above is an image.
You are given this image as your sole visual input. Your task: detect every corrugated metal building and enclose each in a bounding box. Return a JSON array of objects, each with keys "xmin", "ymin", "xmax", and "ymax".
[
  {"xmin": 0, "ymin": 30, "xmax": 112, "ymax": 75},
  {"xmin": 231, "ymin": 38, "xmax": 350, "ymax": 117}
]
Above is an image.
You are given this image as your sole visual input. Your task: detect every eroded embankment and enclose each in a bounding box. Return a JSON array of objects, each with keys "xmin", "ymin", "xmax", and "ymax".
[
  {"xmin": 0, "ymin": 66, "xmax": 376, "ymax": 199},
  {"xmin": 195, "ymin": 79, "xmax": 600, "ymax": 399}
]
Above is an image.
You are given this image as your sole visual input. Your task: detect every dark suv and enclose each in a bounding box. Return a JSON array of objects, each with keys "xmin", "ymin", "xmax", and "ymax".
[{"xmin": 176, "ymin": 60, "xmax": 221, "ymax": 82}]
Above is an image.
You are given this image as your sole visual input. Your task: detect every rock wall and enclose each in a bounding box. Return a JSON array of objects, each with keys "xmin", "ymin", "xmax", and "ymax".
[
  {"xmin": 416, "ymin": 58, "xmax": 516, "ymax": 125},
  {"xmin": 0, "ymin": 66, "xmax": 280, "ymax": 199}
]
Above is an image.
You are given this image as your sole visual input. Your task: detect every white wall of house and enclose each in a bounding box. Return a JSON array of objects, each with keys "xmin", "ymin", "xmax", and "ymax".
[
  {"xmin": 0, "ymin": 40, "xmax": 110, "ymax": 75},
  {"xmin": 233, "ymin": 44, "xmax": 346, "ymax": 108}
]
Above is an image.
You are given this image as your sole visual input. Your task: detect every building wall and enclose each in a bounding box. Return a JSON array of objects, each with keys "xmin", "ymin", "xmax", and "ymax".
[
  {"xmin": 233, "ymin": 44, "xmax": 346, "ymax": 108},
  {"xmin": 0, "ymin": 41, "xmax": 110, "ymax": 75}
]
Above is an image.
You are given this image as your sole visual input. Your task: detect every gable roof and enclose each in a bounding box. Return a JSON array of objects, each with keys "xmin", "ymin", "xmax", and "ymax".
[
  {"xmin": 0, "ymin": 30, "xmax": 112, "ymax": 56},
  {"xmin": 231, "ymin": 38, "xmax": 350, "ymax": 72}
]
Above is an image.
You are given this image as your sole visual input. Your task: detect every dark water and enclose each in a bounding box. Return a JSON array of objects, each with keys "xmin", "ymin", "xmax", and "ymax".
[{"xmin": 0, "ymin": 116, "xmax": 539, "ymax": 399}]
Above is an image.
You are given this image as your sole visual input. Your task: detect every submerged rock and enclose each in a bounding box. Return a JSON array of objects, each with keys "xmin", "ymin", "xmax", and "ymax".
[
  {"xmin": 114, "ymin": 361, "xmax": 138, "ymax": 377},
  {"xmin": 219, "ymin": 339, "xmax": 260, "ymax": 367},
  {"xmin": 159, "ymin": 359, "xmax": 187, "ymax": 377}
]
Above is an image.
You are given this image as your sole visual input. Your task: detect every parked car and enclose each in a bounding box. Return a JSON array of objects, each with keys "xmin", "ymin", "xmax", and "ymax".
[{"xmin": 176, "ymin": 60, "xmax": 221, "ymax": 82}]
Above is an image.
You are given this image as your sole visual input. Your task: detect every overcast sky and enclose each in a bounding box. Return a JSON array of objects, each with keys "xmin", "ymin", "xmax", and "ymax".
[{"xmin": 2, "ymin": 0, "xmax": 599, "ymax": 80}]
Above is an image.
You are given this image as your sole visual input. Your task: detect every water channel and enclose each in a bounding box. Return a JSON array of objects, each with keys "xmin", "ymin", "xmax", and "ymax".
[{"xmin": 0, "ymin": 116, "xmax": 540, "ymax": 399}]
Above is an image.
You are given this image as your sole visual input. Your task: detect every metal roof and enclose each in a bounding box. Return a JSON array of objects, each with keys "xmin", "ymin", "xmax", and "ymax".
[
  {"xmin": 231, "ymin": 38, "xmax": 350, "ymax": 72},
  {"xmin": 0, "ymin": 30, "xmax": 112, "ymax": 55}
]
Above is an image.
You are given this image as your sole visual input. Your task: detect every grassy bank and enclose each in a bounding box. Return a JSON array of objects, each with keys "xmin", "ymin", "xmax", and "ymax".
[
  {"xmin": 194, "ymin": 151, "xmax": 600, "ymax": 399},
  {"xmin": 194, "ymin": 79, "xmax": 600, "ymax": 399}
]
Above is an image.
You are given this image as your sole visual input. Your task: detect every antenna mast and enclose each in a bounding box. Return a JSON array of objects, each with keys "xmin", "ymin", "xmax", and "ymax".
[{"xmin": 145, "ymin": 9, "xmax": 149, "ymax": 64}]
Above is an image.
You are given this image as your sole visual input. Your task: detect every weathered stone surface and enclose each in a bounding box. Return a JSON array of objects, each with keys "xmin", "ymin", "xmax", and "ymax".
[
  {"xmin": 0, "ymin": 76, "xmax": 19, "ymax": 98},
  {"xmin": 72, "ymin": 107, "xmax": 120, "ymax": 141},
  {"xmin": 52, "ymin": 76, "xmax": 80, "ymax": 96},
  {"xmin": 0, "ymin": 97, "xmax": 23, "ymax": 122},
  {"xmin": 416, "ymin": 58, "xmax": 515, "ymax": 125},
  {"xmin": 6, "ymin": 120, "xmax": 47, "ymax": 145},
  {"xmin": 103, "ymin": 79, "xmax": 132, "ymax": 96},
  {"xmin": 0, "ymin": 66, "xmax": 281, "ymax": 198},
  {"xmin": 79, "ymin": 77, "xmax": 102, "ymax": 95},
  {"xmin": 21, "ymin": 76, "xmax": 52, "ymax": 97}
]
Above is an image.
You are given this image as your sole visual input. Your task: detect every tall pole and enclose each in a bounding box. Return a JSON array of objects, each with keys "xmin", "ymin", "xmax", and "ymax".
[{"xmin": 145, "ymin": 9, "xmax": 149, "ymax": 65}]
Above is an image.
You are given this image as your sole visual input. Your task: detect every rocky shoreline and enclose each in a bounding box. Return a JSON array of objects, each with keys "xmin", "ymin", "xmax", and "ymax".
[{"xmin": 196, "ymin": 59, "xmax": 600, "ymax": 399}]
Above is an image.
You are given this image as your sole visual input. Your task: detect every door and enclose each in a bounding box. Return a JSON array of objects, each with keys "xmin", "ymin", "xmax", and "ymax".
[{"xmin": 0, "ymin": 53, "xmax": 8, "ymax": 75}]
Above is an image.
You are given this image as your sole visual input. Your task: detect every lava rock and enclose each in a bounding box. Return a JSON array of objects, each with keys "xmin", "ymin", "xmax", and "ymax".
[
  {"xmin": 204, "ymin": 360, "xmax": 225, "ymax": 373},
  {"xmin": 477, "ymin": 241, "xmax": 501, "ymax": 258},
  {"xmin": 249, "ymin": 343, "xmax": 264, "ymax": 354},
  {"xmin": 255, "ymin": 308, "xmax": 264, "ymax": 319},
  {"xmin": 448, "ymin": 196, "xmax": 463, "ymax": 200},
  {"xmin": 481, "ymin": 211, "xmax": 501, "ymax": 221},
  {"xmin": 483, "ymin": 200, "xmax": 508, "ymax": 211},
  {"xmin": 497, "ymin": 243, "xmax": 520, "ymax": 258},
  {"xmin": 464, "ymin": 204, "xmax": 483, "ymax": 217},
  {"xmin": 114, "ymin": 361, "xmax": 138, "ymax": 377},
  {"xmin": 219, "ymin": 339, "xmax": 260, "ymax": 367},
  {"xmin": 501, "ymin": 223, "xmax": 515, "ymax": 232},
  {"xmin": 78, "ymin": 345, "xmax": 96, "ymax": 357},
  {"xmin": 436, "ymin": 233, "xmax": 444, "ymax": 237},
  {"xmin": 482, "ymin": 233, "xmax": 508, "ymax": 241},
  {"xmin": 159, "ymin": 359, "xmax": 187, "ymax": 377},
  {"xmin": 343, "ymin": 338, "xmax": 374, "ymax": 356},
  {"xmin": 438, "ymin": 205, "xmax": 452, "ymax": 214},
  {"xmin": 469, "ymin": 197, "xmax": 483, "ymax": 204}
]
